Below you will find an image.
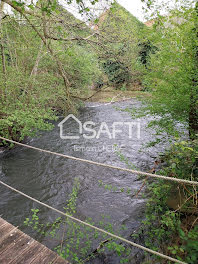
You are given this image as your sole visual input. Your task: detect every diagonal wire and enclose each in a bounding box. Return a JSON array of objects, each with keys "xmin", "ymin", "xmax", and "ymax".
[
  {"xmin": 0, "ymin": 180, "xmax": 187, "ymax": 264},
  {"xmin": 0, "ymin": 136, "xmax": 198, "ymax": 186}
]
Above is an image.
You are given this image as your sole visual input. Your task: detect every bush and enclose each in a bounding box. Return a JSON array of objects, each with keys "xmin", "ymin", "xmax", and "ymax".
[
  {"xmin": 138, "ymin": 140, "xmax": 198, "ymax": 263},
  {"xmin": 102, "ymin": 59, "xmax": 130, "ymax": 87}
]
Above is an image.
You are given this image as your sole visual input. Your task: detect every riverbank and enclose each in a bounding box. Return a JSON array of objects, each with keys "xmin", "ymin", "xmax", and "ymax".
[
  {"xmin": 0, "ymin": 87, "xmax": 149, "ymax": 151},
  {"xmin": 0, "ymin": 98, "xmax": 159, "ymax": 264},
  {"xmin": 87, "ymin": 87, "xmax": 150, "ymax": 103}
]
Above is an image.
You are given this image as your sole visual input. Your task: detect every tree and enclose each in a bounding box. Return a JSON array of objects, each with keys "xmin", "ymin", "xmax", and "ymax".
[
  {"xmin": 95, "ymin": 2, "xmax": 144, "ymax": 88},
  {"xmin": 0, "ymin": 0, "xmax": 107, "ymax": 143},
  {"xmin": 190, "ymin": 1, "xmax": 198, "ymax": 139},
  {"xmin": 138, "ymin": 0, "xmax": 198, "ymax": 140}
]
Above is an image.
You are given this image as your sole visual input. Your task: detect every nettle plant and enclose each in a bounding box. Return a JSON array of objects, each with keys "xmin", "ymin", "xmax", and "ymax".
[{"xmin": 24, "ymin": 178, "xmax": 133, "ymax": 264}]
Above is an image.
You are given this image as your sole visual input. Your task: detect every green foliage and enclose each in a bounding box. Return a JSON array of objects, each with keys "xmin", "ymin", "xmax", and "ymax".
[
  {"xmin": 161, "ymin": 140, "xmax": 198, "ymax": 182},
  {"xmin": 0, "ymin": 13, "xmax": 102, "ymax": 144},
  {"xmin": 138, "ymin": 40, "xmax": 157, "ymax": 67},
  {"xmin": 135, "ymin": 6, "xmax": 198, "ymax": 138},
  {"xmin": 24, "ymin": 178, "xmax": 133, "ymax": 263},
  {"xmin": 11, "ymin": 0, "xmax": 111, "ymax": 17},
  {"xmin": 98, "ymin": 2, "xmax": 144, "ymax": 88},
  {"xmin": 0, "ymin": 95, "xmax": 56, "ymax": 143},
  {"xmin": 98, "ymin": 180, "xmax": 133, "ymax": 196},
  {"xmin": 62, "ymin": 45, "xmax": 102, "ymax": 91},
  {"xmin": 179, "ymin": 225, "xmax": 198, "ymax": 263},
  {"xmin": 102, "ymin": 59, "xmax": 130, "ymax": 87},
  {"xmin": 135, "ymin": 140, "xmax": 198, "ymax": 263}
]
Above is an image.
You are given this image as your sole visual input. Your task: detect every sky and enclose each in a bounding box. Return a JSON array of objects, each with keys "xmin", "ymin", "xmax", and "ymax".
[
  {"xmin": 60, "ymin": 0, "xmax": 146, "ymax": 23},
  {"xmin": 117, "ymin": 0, "xmax": 144, "ymax": 21},
  {"xmin": 3, "ymin": 0, "xmax": 196, "ymax": 22},
  {"xmin": 118, "ymin": 0, "xmax": 196, "ymax": 22},
  {"xmin": 3, "ymin": 0, "xmax": 145, "ymax": 21}
]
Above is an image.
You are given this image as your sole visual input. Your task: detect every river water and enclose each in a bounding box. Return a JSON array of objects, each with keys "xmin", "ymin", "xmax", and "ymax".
[{"xmin": 0, "ymin": 99, "xmax": 166, "ymax": 263}]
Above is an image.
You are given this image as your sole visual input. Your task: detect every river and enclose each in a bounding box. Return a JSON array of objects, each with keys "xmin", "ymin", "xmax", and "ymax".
[{"xmin": 0, "ymin": 99, "xmax": 166, "ymax": 263}]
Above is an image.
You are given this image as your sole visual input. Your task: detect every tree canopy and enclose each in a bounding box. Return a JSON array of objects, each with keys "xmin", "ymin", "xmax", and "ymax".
[{"xmin": 132, "ymin": 0, "xmax": 198, "ymax": 141}]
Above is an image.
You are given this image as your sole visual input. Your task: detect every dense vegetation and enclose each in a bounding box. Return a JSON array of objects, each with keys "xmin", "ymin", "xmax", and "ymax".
[
  {"xmin": 0, "ymin": 0, "xmax": 197, "ymax": 263},
  {"xmin": 138, "ymin": 1, "xmax": 198, "ymax": 140},
  {"xmin": 97, "ymin": 2, "xmax": 143, "ymax": 88},
  {"xmin": 0, "ymin": 0, "xmax": 143, "ymax": 144},
  {"xmin": 132, "ymin": 1, "xmax": 198, "ymax": 263},
  {"xmin": 0, "ymin": 2, "xmax": 103, "ymax": 143},
  {"xmin": 139, "ymin": 140, "xmax": 198, "ymax": 263}
]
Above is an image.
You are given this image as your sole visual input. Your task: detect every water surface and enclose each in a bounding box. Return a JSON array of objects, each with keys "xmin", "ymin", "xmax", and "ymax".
[{"xmin": 0, "ymin": 99, "xmax": 165, "ymax": 263}]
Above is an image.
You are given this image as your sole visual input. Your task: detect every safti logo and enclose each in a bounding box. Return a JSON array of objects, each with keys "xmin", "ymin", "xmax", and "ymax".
[
  {"xmin": 58, "ymin": 114, "xmax": 82, "ymax": 139},
  {"xmin": 58, "ymin": 114, "xmax": 141, "ymax": 140}
]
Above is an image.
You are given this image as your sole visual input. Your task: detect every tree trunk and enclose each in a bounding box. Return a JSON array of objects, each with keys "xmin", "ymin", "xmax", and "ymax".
[
  {"xmin": 5, "ymin": 26, "xmax": 15, "ymax": 68},
  {"xmin": 189, "ymin": 89, "xmax": 198, "ymax": 140},
  {"xmin": 0, "ymin": 2, "xmax": 6, "ymax": 75},
  {"xmin": 0, "ymin": 42, "xmax": 6, "ymax": 75},
  {"xmin": 0, "ymin": 1, "xmax": 7, "ymax": 99},
  {"xmin": 189, "ymin": 2, "xmax": 198, "ymax": 140},
  {"xmin": 30, "ymin": 40, "xmax": 43, "ymax": 79}
]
